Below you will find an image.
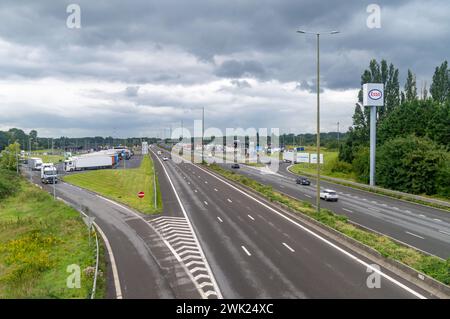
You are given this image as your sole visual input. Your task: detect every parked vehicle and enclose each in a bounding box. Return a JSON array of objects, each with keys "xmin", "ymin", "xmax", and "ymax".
[
  {"xmin": 296, "ymin": 177, "xmax": 310, "ymax": 185},
  {"xmin": 28, "ymin": 157, "xmax": 43, "ymax": 171},
  {"xmin": 64, "ymin": 155, "xmax": 115, "ymax": 172},
  {"xmin": 231, "ymin": 163, "xmax": 240, "ymax": 169},
  {"xmin": 320, "ymin": 189, "xmax": 339, "ymax": 201},
  {"xmin": 41, "ymin": 163, "xmax": 58, "ymax": 184}
]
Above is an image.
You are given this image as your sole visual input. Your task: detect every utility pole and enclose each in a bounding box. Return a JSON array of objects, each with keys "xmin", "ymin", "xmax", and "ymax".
[
  {"xmin": 297, "ymin": 29, "xmax": 339, "ymax": 213},
  {"xmin": 337, "ymin": 121, "xmax": 340, "ymax": 149},
  {"xmin": 29, "ymin": 138, "xmax": 32, "ymax": 182},
  {"xmin": 316, "ymin": 33, "xmax": 321, "ymax": 213},
  {"xmin": 202, "ymin": 107, "xmax": 205, "ymax": 163}
]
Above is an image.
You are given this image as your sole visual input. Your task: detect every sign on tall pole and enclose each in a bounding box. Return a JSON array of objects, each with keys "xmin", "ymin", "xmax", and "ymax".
[{"xmin": 363, "ymin": 83, "xmax": 384, "ymax": 187}]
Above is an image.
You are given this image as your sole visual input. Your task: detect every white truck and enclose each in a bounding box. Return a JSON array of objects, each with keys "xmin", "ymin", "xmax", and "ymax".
[
  {"xmin": 28, "ymin": 157, "xmax": 43, "ymax": 171},
  {"xmin": 41, "ymin": 163, "xmax": 58, "ymax": 184},
  {"xmin": 64, "ymin": 155, "xmax": 114, "ymax": 172},
  {"xmin": 282, "ymin": 152, "xmax": 296, "ymax": 163}
]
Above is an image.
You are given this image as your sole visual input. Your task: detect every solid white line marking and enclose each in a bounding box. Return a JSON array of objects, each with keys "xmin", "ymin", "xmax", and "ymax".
[
  {"xmin": 248, "ymin": 214, "xmax": 255, "ymax": 221},
  {"xmin": 405, "ymin": 231, "xmax": 425, "ymax": 239},
  {"xmin": 217, "ymin": 216, "xmax": 223, "ymax": 223},
  {"xmin": 227, "ymin": 198, "xmax": 232, "ymax": 203},
  {"xmin": 304, "ymin": 194, "xmax": 312, "ymax": 198},
  {"xmin": 192, "ymin": 163, "xmax": 427, "ymax": 299},
  {"xmin": 241, "ymin": 246, "xmax": 251, "ymax": 256},
  {"xmin": 342, "ymin": 208, "xmax": 353, "ymax": 213},
  {"xmin": 282, "ymin": 242, "xmax": 295, "ymax": 253},
  {"xmin": 150, "ymin": 148, "xmax": 223, "ymax": 299}
]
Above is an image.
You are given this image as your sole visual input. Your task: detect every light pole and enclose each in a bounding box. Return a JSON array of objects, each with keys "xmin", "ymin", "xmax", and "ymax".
[
  {"xmin": 202, "ymin": 107, "xmax": 205, "ymax": 164},
  {"xmin": 297, "ymin": 29, "xmax": 339, "ymax": 213},
  {"xmin": 337, "ymin": 121, "xmax": 340, "ymax": 149}
]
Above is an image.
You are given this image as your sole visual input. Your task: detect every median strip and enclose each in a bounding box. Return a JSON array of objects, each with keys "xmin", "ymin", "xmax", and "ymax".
[{"xmin": 205, "ymin": 163, "xmax": 450, "ymax": 289}]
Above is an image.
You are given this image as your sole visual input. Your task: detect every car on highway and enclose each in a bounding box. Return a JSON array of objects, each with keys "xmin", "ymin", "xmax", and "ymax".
[
  {"xmin": 162, "ymin": 156, "xmax": 169, "ymax": 161},
  {"xmin": 320, "ymin": 189, "xmax": 339, "ymax": 202},
  {"xmin": 296, "ymin": 177, "xmax": 310, "ymax": 185},
  {"xmin": 231, "ymin": 163, "xmax": 240, "ymax": 169},
  {"xmin": 157, "ymin": 151, "xmax": 162, "ymax": 155}
]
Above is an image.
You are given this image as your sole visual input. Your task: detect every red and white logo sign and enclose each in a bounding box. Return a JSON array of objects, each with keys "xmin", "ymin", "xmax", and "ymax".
[
  {"xmin": 138, "ymin": 191, "xmax": 145, "ymax": 198},
  {"xmin": 368, "ymin": 89, "xmax": 383, "ymax": 100}
]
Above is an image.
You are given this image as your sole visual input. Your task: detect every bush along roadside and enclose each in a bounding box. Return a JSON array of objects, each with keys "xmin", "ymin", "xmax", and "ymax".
[
  {"xmin": 206, "ymin": 163, "xmax": 450, "ymax": 286},
  {"xmin": 0, "ymin": 177, "xmax": 105, "ymax": 298},
  {"xmin": 288, "ymin": 166, "xmax": 450, "ymax": 213}
]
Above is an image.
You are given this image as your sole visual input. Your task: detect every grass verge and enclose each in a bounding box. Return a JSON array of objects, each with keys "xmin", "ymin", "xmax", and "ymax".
[
  {"xmin": 63, "ymin": 155, "xmax": 162, "ymax": 215},
  {"xmin": 0, "ymin": 172, "xmax": 104, "ymax": 298},
  {"xmin": 288, "ymin": 166, "xmax": 450, "ymax": 213},
  {"xmin": 206, "ymin": 163, "xmax": 450, "ymax": 286}
]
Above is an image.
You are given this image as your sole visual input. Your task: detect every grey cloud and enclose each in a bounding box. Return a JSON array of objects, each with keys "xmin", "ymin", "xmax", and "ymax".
[
  {"xmin": 125, "ymin": 86, "xmax": 140, "ymax": 97},
  {"xmin": 215, "ymin": 60, "xmax": 266, "ymax": 78}
]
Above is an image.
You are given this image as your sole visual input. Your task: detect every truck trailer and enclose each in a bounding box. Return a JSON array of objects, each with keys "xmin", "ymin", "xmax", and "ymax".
[
  {"xmin": 41, "ymin": 163, "xmax": 58, "ymax": 184},
  {"xmin": 64, "ymin": 155, "xmax": 115, "ymax": 172},
  {"xmin": 28, "ymin": 157, "xmax": 43, "ymax": 171}
]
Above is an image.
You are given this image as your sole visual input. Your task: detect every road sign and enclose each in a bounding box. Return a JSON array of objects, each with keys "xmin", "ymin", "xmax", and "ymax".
[
  {"xmin": 363, "ymin": 83, "xmax": 384, "ymax": 106},
  {"xmin": 138, "ymin": 191, "xmax": 145, "ymax": 198}
]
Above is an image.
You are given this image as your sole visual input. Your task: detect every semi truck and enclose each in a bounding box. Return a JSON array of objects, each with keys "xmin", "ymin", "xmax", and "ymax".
[
  {"xmin": 28, "ymin": 157, "xmax": 43, "ymax": 171},
  {"xmin": 282, "ymin": 152, "xmax": 296, "ymax": 163},
  {"xmin": 41, "ymin": 163, "xmax": 58, "ymax": 184},
  {"xmin": 64, "ymin": 155, "xmax": 116, "ymax": 172}
]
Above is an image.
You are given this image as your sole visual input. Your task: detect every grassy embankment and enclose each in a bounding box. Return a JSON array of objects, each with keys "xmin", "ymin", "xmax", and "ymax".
[
  {"xmin": 206, "ymin": 163, "xmax": 450, "ymax": 285},
  {"xmin": 64, "ymin": 155, "xmax": 162, "ymax": 215},
  {"xmin": 0, "ymin": 170, "xmax": 105, "ymax": 298},
  {"xmin": 27, "ymin": 149, "xmax": 65, "ymax": 164},
  {"xmin": 288, "ymin": 147, "xmax": 356, "ymax": 181}
]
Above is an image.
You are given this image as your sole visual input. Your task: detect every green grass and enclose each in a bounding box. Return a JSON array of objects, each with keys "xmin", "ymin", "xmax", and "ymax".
[
  {"xmin": 64, "ymin": 155, "xmax": 162, "ymax": 215},
  {"xmin": 0, "ymin": 176, "xmax": 104, "ymax": 298},
  {"xmin": 206, "ymin": 163, "xmax": 450, "ymax": 286},
  {"xmin": 290, "ymin": 148, "xmax": 357, "ymax": 181}
]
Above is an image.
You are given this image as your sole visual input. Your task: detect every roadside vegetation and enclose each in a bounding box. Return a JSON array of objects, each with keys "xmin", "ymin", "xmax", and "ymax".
[
  {"xmin": 207, "ymin": 163, "xmax": 450, "ymax": 285},
  {"xmin": 64, "ymin": 155, "xmax": 162, "ymax": 214},
  {"xmin": 289, "ymin": 147, "xmax": 356, "ymax": 181},
  {"xmin": 0, "ymin": 169, "xmax": 104, "ymax": 298}
]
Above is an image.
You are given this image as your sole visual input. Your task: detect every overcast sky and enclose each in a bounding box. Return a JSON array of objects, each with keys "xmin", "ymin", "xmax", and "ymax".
[{"xmin": 0, "ymin": 0, "xmax": 448, "ymax": 138}]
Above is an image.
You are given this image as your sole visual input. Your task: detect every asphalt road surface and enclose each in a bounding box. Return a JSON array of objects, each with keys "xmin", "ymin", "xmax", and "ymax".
[
  {"xmin": 151, "ymin": 146, "xmax": 435, "ymax": 299},
  {"xmin": 215, "ymin": 161, "xmax": 450, "ymax": 260},
  {"xmin": 27, "ymin": 166, "xmax": 201, "ymax": 299}
]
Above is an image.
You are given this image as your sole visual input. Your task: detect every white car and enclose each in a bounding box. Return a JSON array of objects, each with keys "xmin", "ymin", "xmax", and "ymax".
[
  {"xmin": 157, "ymin": 151, "xmax": 162, "ymax": 155},
  {"xmin": 162, "ymin": 156, "xmax": 169, "ymax": 161},
  {"xmin": 320, "ymin": 189, "xmax": 339, "ymax": 202}
]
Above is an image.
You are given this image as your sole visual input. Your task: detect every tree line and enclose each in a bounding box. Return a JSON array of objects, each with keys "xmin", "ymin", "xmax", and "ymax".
[{"xmin": 339, "ymin": 59, "xmax": 449, "ymax": 197}]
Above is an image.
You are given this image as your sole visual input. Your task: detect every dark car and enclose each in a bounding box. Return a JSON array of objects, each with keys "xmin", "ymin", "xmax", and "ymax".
[
  {"xmin": 231, "ymin": 163, "xmax": 240, "ymax": 169},
  {"xmin": 296, "ymin": 177, "xmax": 310, "ymax": 185}
]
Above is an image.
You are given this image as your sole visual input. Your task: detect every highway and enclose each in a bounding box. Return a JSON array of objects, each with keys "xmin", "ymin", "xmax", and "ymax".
[
  {"xmin": 214, "ymin": 161, "xmax": 450, "ymax": 259},
  {"xmin": 151, "ymin": 146, "xmax": 435, "ymax": 298},
  {"xmin": 28, "ymin": 163, "xmax": 202, "ymax": 299}
]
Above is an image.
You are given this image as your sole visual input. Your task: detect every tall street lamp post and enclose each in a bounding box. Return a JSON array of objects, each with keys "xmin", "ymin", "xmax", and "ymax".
[{"xmin": 297, "ymin": 29, "xmax": 339, "ymax": 213}]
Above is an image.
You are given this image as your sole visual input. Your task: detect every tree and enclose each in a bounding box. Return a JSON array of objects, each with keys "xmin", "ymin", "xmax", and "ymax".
[
  {"xmin": 352, "ymin": 146, "xmax": 370, "ymax": 183},
  {"xmin": 430, "ymin": 61, "xmax": 449, "ymax": 104},
  {"xmin": 376, "ymin": 135, "xmax": 448, "ymax": 195},
  {"xmin": 404, "ymin": 69, "xmax": 417, "ymax": 102},
  {"xmin": 0, "ymin": 142, "xmax": 21, "ymax": 171}
]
